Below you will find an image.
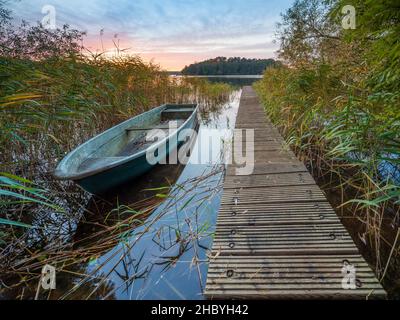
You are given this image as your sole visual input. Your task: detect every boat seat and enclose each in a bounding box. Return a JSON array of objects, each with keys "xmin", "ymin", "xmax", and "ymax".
[
  {"xmin": 164, "ymin": 107, "xmax": 195, "ymax": 112},
  {"xmin": 161, "ymin": 108, "xmax": 194, "ymax": 121}
]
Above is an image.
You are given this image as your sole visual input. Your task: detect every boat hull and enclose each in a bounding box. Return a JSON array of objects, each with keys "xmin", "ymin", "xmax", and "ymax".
[
  {"xmin": 55, "ymin": 104, "xmax": 198, "ymax": 195},
  {"xmin": 76, "ymin": 152, "xmax": 154, "ymax": 194}
]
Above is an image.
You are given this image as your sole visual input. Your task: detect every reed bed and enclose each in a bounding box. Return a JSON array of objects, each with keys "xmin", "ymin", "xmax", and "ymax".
[
  {"xmin": 0, "ymin": 163, "xmax": 225, "ymax": 300},
  {"xmin": 254, "ymin": 0, "xmax": 400, "ymax": 296},
  {"xmin": 0, "ymin": 2, "xmax": 234, "ymax": 299}
]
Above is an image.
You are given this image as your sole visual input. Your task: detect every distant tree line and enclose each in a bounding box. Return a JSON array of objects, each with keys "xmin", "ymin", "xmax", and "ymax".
[{"xmin": 181, "ymin": 57, "xmax": 278, "ymax": 75}]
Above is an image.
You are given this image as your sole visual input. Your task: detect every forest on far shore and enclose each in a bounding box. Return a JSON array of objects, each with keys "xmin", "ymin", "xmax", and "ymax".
[{"xmin": 181, "ymin": 57, "xmax": 278, "ymax": 75}]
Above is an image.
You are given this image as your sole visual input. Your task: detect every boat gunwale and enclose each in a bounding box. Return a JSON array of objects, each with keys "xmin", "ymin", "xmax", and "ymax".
[{"xmin": 54, "ymin": 103, "xmax": 198, "ymax": 181}]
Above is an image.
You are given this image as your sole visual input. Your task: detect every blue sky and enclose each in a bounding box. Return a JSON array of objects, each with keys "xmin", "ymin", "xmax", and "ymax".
[{"xmin": 7, "ymin": 0, "xmax": 295, "ymax": 70}]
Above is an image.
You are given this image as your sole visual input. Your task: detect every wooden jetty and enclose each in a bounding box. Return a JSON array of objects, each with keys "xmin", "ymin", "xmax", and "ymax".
[{"xmin": 204, "ymin": 87, "xmax": 386, "ymax": 299}]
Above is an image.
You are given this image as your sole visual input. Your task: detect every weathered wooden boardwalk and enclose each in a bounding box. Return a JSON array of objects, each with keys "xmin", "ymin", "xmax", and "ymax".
[{"xmin": 205, "ymin": 87, "xmax": 386, "ymax": 299}]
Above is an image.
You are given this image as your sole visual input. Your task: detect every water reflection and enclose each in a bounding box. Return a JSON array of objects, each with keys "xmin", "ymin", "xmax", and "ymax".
[
  {"xmin": 67, "ymin": 169, "xmax": 223, "ymax": 300},
  {"xmin": 0, "ymin": 90, "xmax": 241, "ymax": 300},
  {"xmin": 69, "ymin": 91, "xmax": 239, "ymax": 300},
  {"xmin": 174, "ymin": 75, "xmax": 262, "ymax": 87},
  {"xmin": 205, "ymin": 76, "xmax": 262, "ymax": 87}
]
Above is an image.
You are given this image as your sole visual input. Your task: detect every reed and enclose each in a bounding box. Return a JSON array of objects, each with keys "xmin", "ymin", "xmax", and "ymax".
[
  {"xmin": 0, "ymin": 164, "xmax": 225, "ymax": 300},
  {"xmin": 0, "ymin": 2, "xmax": 234, "ymax": 293},
  {"xmin": 254, "ymin": 0, "xmax": 400, "ymax": 295}
]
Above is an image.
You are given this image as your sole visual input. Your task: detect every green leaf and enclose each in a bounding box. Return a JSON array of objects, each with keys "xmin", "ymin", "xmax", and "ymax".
[
  {"xmin": 0, "ymin": 172, "xmax": 32, "ymax": 184},
  {"xmin": 155, "ymin": 193, "xmax": 168, "ymax": 199},
  {"xmin": 0, "ymin": 189, "xmax": 61, "ymax": 210},
  {"xmin": 179, "ymin": 195, "xmax": 196, "ymax": 211},
  {"xmin": 143, "ymin": 186, "xmax": 170, "ymax": 192},
  {"xmin": 0, "ymin": 218, "xmax": 33, "ymax": 229}
]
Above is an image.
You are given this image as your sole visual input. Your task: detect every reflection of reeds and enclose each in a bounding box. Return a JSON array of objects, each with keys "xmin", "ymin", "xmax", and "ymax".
[
  {"xmin": 0, "ymin": 156, "xmax": 226, "ymax": 299},
  {"xmin": 0, "ymin": 91, "xmax": 234, "ymax": 298}
]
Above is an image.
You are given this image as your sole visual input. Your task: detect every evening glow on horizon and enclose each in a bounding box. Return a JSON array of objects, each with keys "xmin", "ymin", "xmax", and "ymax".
[{"xmin": 9, "ymin": 0, "xmax": 295, "ymax": 70}]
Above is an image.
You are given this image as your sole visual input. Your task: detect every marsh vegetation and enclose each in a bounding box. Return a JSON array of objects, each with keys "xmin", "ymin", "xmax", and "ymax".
[
  {"xmin": 254, "ymin": 0, "xmax": 400, "ymax": 297},
  {"xmin": 0, "ymin": 2, "xmax": 235, "ymax": 299}
]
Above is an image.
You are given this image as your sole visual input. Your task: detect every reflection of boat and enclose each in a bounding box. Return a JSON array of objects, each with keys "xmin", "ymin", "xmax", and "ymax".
[
  {"xmin": 54, "ymin": 104, "xmax": 198, "ymax": 194},
  {"xmin": 73, "ymin": 122, "xmax": 200, "ymax": 247}
]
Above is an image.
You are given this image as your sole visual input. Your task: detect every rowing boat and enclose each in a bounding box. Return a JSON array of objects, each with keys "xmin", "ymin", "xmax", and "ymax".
[{"xmin": 54, "ymin": 104, "xmax": 198, "ymax": 194}]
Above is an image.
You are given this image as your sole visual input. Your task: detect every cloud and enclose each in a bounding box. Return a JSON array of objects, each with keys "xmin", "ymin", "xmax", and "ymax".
[{"xmin": 7, "ymin": 0, "xmax": 294, "ymax": 69}]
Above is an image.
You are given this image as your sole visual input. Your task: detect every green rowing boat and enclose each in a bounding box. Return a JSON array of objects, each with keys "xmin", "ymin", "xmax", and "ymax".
[{"xmin": 54, "ymin": 104, "xmax": 198, "ymax": 194}]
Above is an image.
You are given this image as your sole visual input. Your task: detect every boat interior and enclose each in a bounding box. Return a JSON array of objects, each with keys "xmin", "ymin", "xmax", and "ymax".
[{"xmin": 74, "ymin": 105, "xmax": 196, "ymax": 174}]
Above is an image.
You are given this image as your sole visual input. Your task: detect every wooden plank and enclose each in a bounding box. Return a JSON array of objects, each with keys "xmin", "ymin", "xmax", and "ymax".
[
  {"xmin": 232, "ymin": 142, "xmax": 287, "ymax": 152},
  {"xmin": 205, "ymin": 255, "xmax": 386, "ymax": 299},
  {"xmin": 220, "ymin": 187, "xmax": 328, "ymax": 207},
  {"xmin": 205, "ymin": 86, "xmax": 386, "ymax": 299},
  {"xmin": 214, "ymin": 224, "xmax": 350, "ymax": 238},
  {"xmin": 205, "ymin": 290, "xmax": 387, "ymax": 300},
  {"xmin": 226, "ymin": 163, "xmax": 308, "ymax": 176},
  {"xmin": 223, "ymin": 172, "xmax": 317, "ymax": 188},
  {"xmin": 215, "ymin": 224, "xmax": 349, "ymax": 234}
]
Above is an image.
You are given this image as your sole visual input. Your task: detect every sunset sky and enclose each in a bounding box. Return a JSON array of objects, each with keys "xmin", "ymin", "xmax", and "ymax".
[{"xmin": 8, "ymin": 0, "xmax": 295, "ymax": 70}]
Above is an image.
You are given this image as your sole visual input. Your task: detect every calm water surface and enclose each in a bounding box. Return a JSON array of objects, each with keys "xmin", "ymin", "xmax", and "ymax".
[
  {"xmin": 53, "ymin": 90, "xmax": 242, "ymax": 300},
  {"xmin": 173, "ymin": 75, "xmax": 262, "ymax": 87}
]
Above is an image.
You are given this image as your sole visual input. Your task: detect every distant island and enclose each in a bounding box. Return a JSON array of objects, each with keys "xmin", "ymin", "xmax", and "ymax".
[{"xmin": 181, "ymin": 57, "xmax": 278, "ymax": 75}]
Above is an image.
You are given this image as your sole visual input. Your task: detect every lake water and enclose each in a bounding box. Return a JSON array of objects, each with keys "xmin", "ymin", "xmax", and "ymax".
[
  {"xmin": 62, "ymin": 91, "xmax": 241, "ymax": 300},
  {"xmin": 0, "ymin": 87, "xmax": 244, "ymax": 300},
  {"xmin": 172, "ymin": 75, "xmax": 262, "ymax": 87}
]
